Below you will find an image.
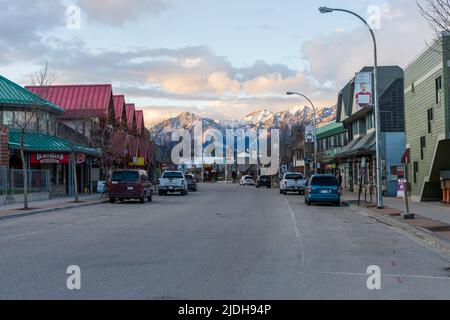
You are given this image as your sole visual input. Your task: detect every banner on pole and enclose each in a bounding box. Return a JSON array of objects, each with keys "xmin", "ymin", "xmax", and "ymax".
[{"xmin": 355, "ymin": 72, "xmax": 373, "ymax": 108}]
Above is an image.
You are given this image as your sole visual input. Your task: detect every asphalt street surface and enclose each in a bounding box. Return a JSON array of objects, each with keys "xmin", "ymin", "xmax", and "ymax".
[{"xmin": 0, "ymin": 184, "xmax": 449, "ymax": 299}]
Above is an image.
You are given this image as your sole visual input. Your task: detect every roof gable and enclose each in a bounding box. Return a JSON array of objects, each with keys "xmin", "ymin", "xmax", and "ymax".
[
  {"xmin": 113, "ymin": 95, "xmax": 126, "ymax": 122},
  {"xmin": 126, "ymin": 103, "xmax": 136, "ymax": 129},
  {"xmin": 135, "ymin": 110, "xmax": 144, "ymax": 132},
  {"xmin": 0, "ymin": 75, "xmax": 64, "ymax": 113}
]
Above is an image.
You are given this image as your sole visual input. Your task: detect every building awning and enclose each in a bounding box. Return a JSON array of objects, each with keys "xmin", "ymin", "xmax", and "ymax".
[
  {"xmin": 334, "ymin": 132, "xmax": 376, "ymax": 159},
  {"xmin": 8, "ymin": 130, "xmax": 98, "ymax": 156}
]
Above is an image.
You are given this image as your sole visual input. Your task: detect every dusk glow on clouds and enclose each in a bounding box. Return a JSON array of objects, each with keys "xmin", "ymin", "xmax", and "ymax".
[{"xmin": 0, "ymin": 0, "xmax": 433, "ymax": 125}]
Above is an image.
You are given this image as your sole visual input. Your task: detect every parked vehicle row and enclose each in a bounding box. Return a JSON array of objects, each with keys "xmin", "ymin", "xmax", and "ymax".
[
  {"xmin": 277, "ymin": 172, "xmax": 342, "ymax": 206},
  {"xmin": 107, "ymin": 170, "xmax": 199, "ymax": 204}
]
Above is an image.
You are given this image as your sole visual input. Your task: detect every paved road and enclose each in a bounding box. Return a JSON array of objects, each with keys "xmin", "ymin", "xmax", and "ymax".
[{"xmin": 0, "ymin": 184, "xmax": 449, "ymax": 299}]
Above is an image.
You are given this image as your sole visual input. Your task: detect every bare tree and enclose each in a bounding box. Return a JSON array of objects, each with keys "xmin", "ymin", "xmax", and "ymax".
[
  {"xmin": 417, "ymin": 0, "xmax": 450, "ymax": 40},
  {"xmin": 15, "ymin": 63, "xmax": 55, "ymax": 209}
]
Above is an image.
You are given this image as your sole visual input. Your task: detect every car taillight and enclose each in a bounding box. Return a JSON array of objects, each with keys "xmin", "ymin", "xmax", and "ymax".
[{"xmin": 307, "ymin": 188, "xmax": 312, "ymax": 194}]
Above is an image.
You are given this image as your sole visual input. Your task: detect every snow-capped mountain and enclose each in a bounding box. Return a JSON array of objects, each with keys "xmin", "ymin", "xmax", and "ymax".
[{"xmin": 150, "ymin": 106, "xmax": 337, "ymax": 145}]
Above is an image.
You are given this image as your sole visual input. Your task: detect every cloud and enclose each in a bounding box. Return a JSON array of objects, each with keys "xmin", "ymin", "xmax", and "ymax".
[
  {"xmin": 302, "ymin": 0, "xmax": 433, "ymax": 88},
  {"xmin": 0, "ymin": 0, "xmax": 437, "ymax": 128},
  {"xmin": 77, "ymin": 0, "xmax": 170, "ymax": 25},
  {"xmin": 0, "ymin": 0, "xmax": 66, "ymax": 64}
]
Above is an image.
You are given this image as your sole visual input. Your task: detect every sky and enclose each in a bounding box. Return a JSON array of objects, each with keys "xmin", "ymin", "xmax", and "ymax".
[{"xmin": 0, "ymin": 0, "xmax": 434, "ymax": 126}]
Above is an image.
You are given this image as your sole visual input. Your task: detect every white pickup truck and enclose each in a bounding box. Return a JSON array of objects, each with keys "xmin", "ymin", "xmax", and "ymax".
[
  {"xmin": 158, "ymin": 171, "xmax": 188, "ymax": 196},
  {"xmin": 280, "ymin": 172, "xmax": 308, "ymax": 195}
]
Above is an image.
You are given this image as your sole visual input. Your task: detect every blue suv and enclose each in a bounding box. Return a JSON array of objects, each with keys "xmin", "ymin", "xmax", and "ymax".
[{"xmin": 305, "ymin": 175, "xmax": 342, "ymax": 206}]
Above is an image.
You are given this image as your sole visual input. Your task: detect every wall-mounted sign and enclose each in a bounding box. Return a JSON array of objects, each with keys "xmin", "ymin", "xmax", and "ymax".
[
  {"xmin": 355, "ymin": 72, "xmax": 373, "ymax": 108},
  {"xmin": 76, "ymin": 154, "xmax": 86, "ymax": 164},
  {"xmin": 30, "ymin": 153, "xmax": 69, "ymax": 165},
  {"xmin": 129, "ymin": 157, "xmax": 145, "ymax": 166}
]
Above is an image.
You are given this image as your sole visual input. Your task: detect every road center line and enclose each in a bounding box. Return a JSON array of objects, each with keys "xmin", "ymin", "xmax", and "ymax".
[{"xmin": 284, "ymin": 197, "xmax": 305, "ymax": 268}]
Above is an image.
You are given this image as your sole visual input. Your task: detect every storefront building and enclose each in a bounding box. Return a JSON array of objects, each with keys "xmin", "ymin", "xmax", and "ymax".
[
  {"xmin": 0, "ymin": 75, "xmax": 98, "ymax": 200},
  {"xmin": 334, "ymin": 66, "xmax": 406, "ymax": 197}
]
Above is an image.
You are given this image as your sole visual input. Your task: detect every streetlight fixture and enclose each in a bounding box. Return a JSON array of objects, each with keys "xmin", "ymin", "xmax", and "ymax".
[
  {"xmin": 318, "ymin": 6, "xmax": 383, "ymax": 209},
  {"xmin": 286, "ymin": 92, "xmax": 318, "ymax": 176}
]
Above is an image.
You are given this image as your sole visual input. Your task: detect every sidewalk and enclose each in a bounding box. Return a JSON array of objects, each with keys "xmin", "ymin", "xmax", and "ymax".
[
  {"xmin": 342, "ymin": 192, "xmax": 450, "ymax": 225},
  {"xmin": 342, "ymin": 192, "xmax": 450, "ymax": 255},
  {"xmin": 0, "ymin": 194, "xmax": 107, "ymax": 220}
]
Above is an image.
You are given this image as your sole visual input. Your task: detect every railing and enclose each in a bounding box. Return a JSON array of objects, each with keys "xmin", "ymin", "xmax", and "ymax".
[{"xmin": 0, "ymin": 167, "xmax": 50, "ymax": 196}]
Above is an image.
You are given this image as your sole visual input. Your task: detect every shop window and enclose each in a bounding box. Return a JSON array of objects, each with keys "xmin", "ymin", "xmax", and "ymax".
[
  {"xmin": 3, "ymin": 111, "xmax": 14, "ymax": 126},
  {"xmin": 427, "ymin": 108, "xmax": 434, "ymax": 134}
]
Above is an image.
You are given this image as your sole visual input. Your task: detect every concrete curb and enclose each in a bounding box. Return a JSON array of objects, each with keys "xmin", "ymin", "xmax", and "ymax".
[
  {"xmin": 0, "ymin": 199, "xmax": 108, "ymax": 222},
  {"xmin": 346, "ymin": 202, "xmax": 450, "ymax": 256}
]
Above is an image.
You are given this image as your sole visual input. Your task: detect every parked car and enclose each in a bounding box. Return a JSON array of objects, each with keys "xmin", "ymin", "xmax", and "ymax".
[
  {"xmin": 256, "ymin": 175, "xmax": 272, "ymax": 188},
  {"xmin": 158, "ymin": 171, "xmax": 188, "ymax": 196},
  {"xmin": 305, "ymin": 174, "xmax": 342, "ymax": 206},
  {"xmin": 185, "ymin": 174, "xmax": 198, "ymax": 192},
  {"xmin": 108, "ymin": 170, "xmax": 153, "ymax": 204},
  {"xmin": 280, "ymin": 172, "xmax": 308, "ymax": 195},
  {"xmin": 240, "ymin": 175, "xmax": 255, "ymax": 186}
]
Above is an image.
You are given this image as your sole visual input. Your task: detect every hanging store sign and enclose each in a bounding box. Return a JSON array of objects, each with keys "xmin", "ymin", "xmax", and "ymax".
[
  {"xmin": 30, "ymin": 153, "xmax": 69, "ymax": 165},
  {"xmin": 355, "ymin": 72, "xmax": 373, "ymax": 108},
  {"xmin": 76, "ymin": 154, "xmax": 86, "ymax": 164}
]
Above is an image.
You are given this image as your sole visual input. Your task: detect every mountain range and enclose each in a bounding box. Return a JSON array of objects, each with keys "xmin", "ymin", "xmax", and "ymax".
[{"xmin": 150, "ymin": 105, "xmax": 337, "ymax": 145}]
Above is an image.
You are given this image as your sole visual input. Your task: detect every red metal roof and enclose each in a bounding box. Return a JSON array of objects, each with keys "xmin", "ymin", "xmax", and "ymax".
[
  {"xmin": 113, "ymin": 95, "xmax": 126, "ymax": 122},
  {"xmin": 135, "ymin": 110, "xmax": 144, "ymax": 132},
  {"xmin": 126, "ymin": 104, "xmax": 135, "ymax": 129},
  {"xmin": 26, "ymin": 84, "xmax": 113, "ymax": 118}
]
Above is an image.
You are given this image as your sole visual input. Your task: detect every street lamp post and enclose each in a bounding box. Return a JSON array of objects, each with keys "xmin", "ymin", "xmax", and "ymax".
[
  {"xmin": 286, "ymin": 92, "xmax": 318, "ymax": 176},
  {"xmin": 319, "ymin": 6, "xmax": 383, "ymax": 209}
]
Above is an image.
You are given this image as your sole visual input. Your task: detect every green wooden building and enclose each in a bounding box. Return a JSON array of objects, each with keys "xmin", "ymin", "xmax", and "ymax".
[{"xmin": 404, "ymin": 32, "xmax": 450, "ymax": 201}]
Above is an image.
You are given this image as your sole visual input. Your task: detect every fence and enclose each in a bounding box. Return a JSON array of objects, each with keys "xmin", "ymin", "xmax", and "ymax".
[{"xmin": 0, "ymin": 167, "xmax": 50, "ymax": 196}]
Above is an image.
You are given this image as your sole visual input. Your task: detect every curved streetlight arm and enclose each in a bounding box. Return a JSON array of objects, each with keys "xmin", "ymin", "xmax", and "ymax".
[
  {"xmin": 286, "ymin": 92, "xmax": 316, "ymax": 117},
  {"xmin": 286, "ymin": 92, "xmax": 318, "ymax": 175},
  {"xmin": 323, "ymin": 8, "xmax": 378, "ymax": 65}
]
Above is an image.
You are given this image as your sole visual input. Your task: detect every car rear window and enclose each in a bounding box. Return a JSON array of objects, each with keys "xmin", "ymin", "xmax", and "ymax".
[
  {"xmin": 111, "ymin": 171, "xmax": 139, "ymax": 182},
  {"xmin": 310, "ymin": 176, "xmax": 339, "ymax": 186},
  {"xmin": 163, "ymin": 172, "xmax": 184, "ymax": 179},
  {"xmin": 285, "ymin": 174, "xmax": 303, "ymax": 180}
]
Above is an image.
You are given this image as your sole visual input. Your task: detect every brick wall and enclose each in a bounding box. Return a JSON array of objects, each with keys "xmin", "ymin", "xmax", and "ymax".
[{"xmin": 0, "ymin": 126, "xmax": 8, "ymax": 167}]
